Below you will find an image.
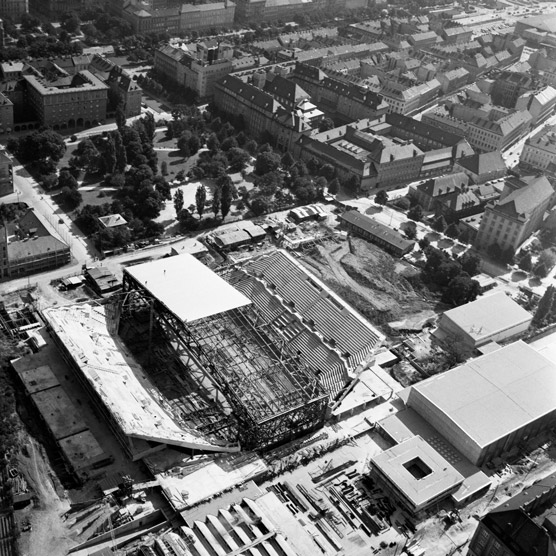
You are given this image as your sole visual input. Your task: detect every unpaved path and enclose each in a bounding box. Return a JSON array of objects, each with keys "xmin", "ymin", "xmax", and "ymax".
[{"xmin": 17, "ymin": 438, "xmax": 75, "ymax": 556}]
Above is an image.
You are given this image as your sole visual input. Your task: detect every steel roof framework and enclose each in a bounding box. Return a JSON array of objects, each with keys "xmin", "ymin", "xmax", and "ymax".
[{"xmin": 120, "ymin": 271, "xmax": 328, "ymax": 450}]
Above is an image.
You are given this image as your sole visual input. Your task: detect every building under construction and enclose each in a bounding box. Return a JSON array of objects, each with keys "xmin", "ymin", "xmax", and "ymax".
[
  {"xmin": 226, "ymin": 249, "xmax": 385, "ymax": 396},
  {"xmin": 44, "ymin": 254, "xmax": 329, "ymax": 457}
]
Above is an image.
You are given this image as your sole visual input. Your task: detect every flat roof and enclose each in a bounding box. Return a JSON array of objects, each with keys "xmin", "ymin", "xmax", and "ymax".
[
  {"xmin": 43, "ymin": 303, "xmax": 239, "ymax": 453},
  {"xmin": 440, "ymin": 291, "xmax": 532, "ymax": 342},
  {"xmin": 14, "ymin": 363, "xmax": 60, "ymax": 394},
  {"xmin": 31, "ymin": 386, "xmax": 88, "ymax": 440},
  {"xmin": 407, "ymin": 341, "xmax": 556, "ymax": 449},
  {"xmin": 125, "ymin": 254, "xmax": 251, "ymax": 323},
  {"xmin": 371, "ymin": 436, "xmax": 464, "ymax": 509},
  {"xmin": 58, "ymin": 431, "xmax": 107, "ymax": 471}
]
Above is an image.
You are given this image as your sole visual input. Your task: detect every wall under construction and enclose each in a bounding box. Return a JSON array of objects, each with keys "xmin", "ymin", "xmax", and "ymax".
[{"xmin": 120, "ymin": 270, "xmax": 329, "ymax": 451}]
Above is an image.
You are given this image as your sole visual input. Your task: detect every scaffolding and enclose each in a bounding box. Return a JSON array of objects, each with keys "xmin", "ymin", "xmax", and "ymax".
[{"xmin": 119, "ymin": 271, "xmax": 329, "ymax": 451}]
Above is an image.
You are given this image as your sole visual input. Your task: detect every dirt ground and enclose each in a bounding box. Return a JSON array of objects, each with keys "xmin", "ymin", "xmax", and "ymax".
[
  {"xmin": 297, "ymin": 237, "xmax": 439, "ymax": 330},
  {"xmin": 15, "ymin": 436, "xmax": 74, "ymax": 556}
]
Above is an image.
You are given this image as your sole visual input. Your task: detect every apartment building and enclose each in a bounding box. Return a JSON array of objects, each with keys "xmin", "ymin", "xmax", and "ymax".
[
  {"xmin": 468, "ymin": 472, "xmax": 556, "ymax": 556},
  {"xmin": 454, "ymin": 151, "xmax": 507, "ymax": 184},
  {"xmin": 295, "ymin": 121, "xmax": 424, "ymax": 191},
  {"xmin": 490, "ymin": 70, "xmax": 536, "ymax": 108},
  {"xmin": 179, "ymin": 1, "xmax": 236, "ymax": 33},
  {"xmin": 155, "ymin": 42, "xmax": 241, "ymax": 98},
  {"xmin": 515, "ymin": 85, "xmax": 556, "ymax": 126},
  {"xmin": 0, "ymin": 150, "xmax": 12, "ymax": 197},
  {"xmin": 0, "ymin": 91, "xmax": 13, "ymax": 134},
  {"xmin": 0, "ymin": 0, "xmax": 27, "ymax": 18},
  {"xmin": 466, "ymin": 110, "xmax": 532, "ymax": 153},
  {"xmin": 214, "ymin": 73, "xmax": 312, "ymax": 150},
  {"xmin": 0, "ymin": 210, "xmax": 70, "ymax": 279},
  {"xmin": 440, "ymin": 26, "xmax": 473, "ymax": 44},
  {"xmin": 24, "ymin": 71, "xmax": 109, "ymax": 130},
  {"xmin": 380, "ymin": 79, "xmax": 441, "ymax": 114},
  {"xmin": 475, "ymin": 175, "xmax": 554, "ymax": 252},
  {"xmin": 153, "ymin": 44, "xmax": 189, "ymax": 86},
  {"xmin": 521, "ymin": 124, "xmax": 556, "ymax": 170},
  {"xmin": 409, "ymin": 172, "xmax": 470, "ymax": 211},
  {"xmin": 122, "ymin": 5, "xmax": 181, "ymax": 35},
  {"xmin": 437, "ymin": 67, "xmax": 470, "ymax": 93},
  {"xmin": 383, "ymin": 113, "xmax": 474, "ymax": 160}
]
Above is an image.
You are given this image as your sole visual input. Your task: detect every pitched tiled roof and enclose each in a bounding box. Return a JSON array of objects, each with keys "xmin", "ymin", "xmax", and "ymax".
[
  {"xmin": 494, "ymin": 176, "xmax": 553, "ymax": 219},
  {"xmin": 456, "ymin": 151, "xmax": 506, "ymax": 175},
  {"xmin": 386, "ymin": 113, "xmax": 466, "ymax": 146},
  {"xmin": 217, "ymin": 75, "xmax": 281, "ymax": 113},
  {"xmin": 417, "ymin": 172, "xmax": 469, "ymax": 198},
  {"xmin": 263, "ymin": 74, "xmax": 309, "ymax": 105}
]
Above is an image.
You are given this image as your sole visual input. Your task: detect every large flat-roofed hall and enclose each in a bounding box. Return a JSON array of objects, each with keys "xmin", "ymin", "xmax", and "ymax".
[
  {"xmin": 434, "ymin": 291, "xmax": 532, "ymax": 349},
  {"xmin": 402, "ymin": 341, "xmax": 556, "ymax": 466}
]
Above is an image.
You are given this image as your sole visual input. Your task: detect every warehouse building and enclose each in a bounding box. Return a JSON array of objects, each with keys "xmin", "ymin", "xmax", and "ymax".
[
  {"xmin": 403, "ymin": 341, "xmax": 556, "ymax": 466},
  {"xmin": 434, "ymin": 291, "xmax": 532, "ymax": 349},
  {"xmin": 339, "ymin": 210, "xmax": 415, "ymax": 257}
]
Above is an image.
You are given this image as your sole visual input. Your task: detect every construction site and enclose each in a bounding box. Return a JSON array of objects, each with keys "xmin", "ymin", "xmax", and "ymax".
[
  {"xmin": 43, "ymin": 253, "xmax": 351, "ymax": 458},
  {"xmin": 4, "ymin": 205, "xmax": 556, "ymax": 556}
]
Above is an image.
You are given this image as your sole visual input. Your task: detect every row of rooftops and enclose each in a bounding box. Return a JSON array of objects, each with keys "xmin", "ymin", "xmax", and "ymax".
[{"xmin": 0, "ymin": 53, "xmax": 140, "ymax": 94}]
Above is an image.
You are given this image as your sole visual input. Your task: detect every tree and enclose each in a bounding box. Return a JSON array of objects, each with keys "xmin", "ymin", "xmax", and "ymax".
[
  {"xmin": 318, "ymin": 117, "xmax": 334, "ymax": 132},
  {"xmin": 328, "ymin": 178, "xmax": 340, "ymax": 195},
  {"xmin": 281, "ymin": 151, "xmax": 295, "ymax": 169},
  {"xmin": 195, "ymin": 185, "xmax": 206, "ymax": 218},
  {"xmin": 518, "ymin": 252, "xmax": 533, "ymax": 272},
  {"xmin": 227, "ymin": 148, "xmax": 250, "ymax": 172},
  {"xmin": 221, "ymin": 178, "xmax": 234, "ymax": 220},
  {"xmin": 207, "ymin": 133, "xmax": 220, "ymax": 153},
  {"xmin": 319, "ymin": 163, "xmax": 335, "ymax": 181},
  {"xmin": 212, "ymin": 184, "xmax": 222, "ymax": 217},
  {"xmin": 407, "ymin": 203, "xmax": 423, "ymax": 222},
  {"xmin": 61, "ymin": 12, "xmax": 80, "ymax": 33},
  {"xmin": 404, "ymin": 221, "xmax": 417, "ymax": 240},
  {"xmin": 188, "ymin": 134, "xmax": 201, "ymax": 155},
  {"xmin": 344, "ymin": 175, "xmax": 359, "ymax": 194},
  {"xmin": 221, "ymin": 137, "xmax": 238, "ymax": 151},
  {"xmin": 445, "ymin": 222, "xmax": 460, "ymax": 239},
  {"xmin": 534, "ymin": 249, "xmax": 556, "ymax": 278},
  {"xmin": 57, "ymin": 168, "xmax": 76, "ymax": 188},
  {"xmin": 173, "ymin": 188, "xmax": 184, "ymax": 217},
  {"xmin": 115, "ymin": 103, "xmax": 127, "ymax": 130},
  {"xmin": 113, "ymin": 130, "xmax": 127, "ymax": 173},
  {"xmin": 255, "ymin": 151, "xmax": 281, "ymax": 175},
  {"xmin": 432, "ymin": 215, "xmax": 448, "ymax": 233},
  {"xmin": 161, "ymin": 161, "xmax": 168, "ymax": 176},
  {"xmin": 60, "ymin": 186, "xmax": 82, "ymax": 210},
  {"xmin": 533, "ymin": 285, "xmax": 555, "ymax": 327},
  {"xmin": 104, "ymin": 134, "xmax": 117, "ymax": 174},
  {"xmin": 393, "ymin": 197, "xmax": 411, "ymax": 211},
  {"xmin": 419, "ymin": 237, "xmax": 430, "ymax": 250},
  {"xmin": 244, "ymin": 139, "xmax": 258, "ymax": 156},
  {"xmin": 142, "ymin": 112, "xmax": 156, "ymax": 142},
  {"xmin": 442, "ymin": 273, "xmax": 481, "ymax": 307},
  {"xmin": 460, "ymin": 252, "xmax": 481, "ymax": 276},
  {"xmin": 250, "ymin": 196, "xmax": 270, "ymax": 216},
  {"xmin": 375, "ymin": 190, "xmax": 389, "ymax": 205}
]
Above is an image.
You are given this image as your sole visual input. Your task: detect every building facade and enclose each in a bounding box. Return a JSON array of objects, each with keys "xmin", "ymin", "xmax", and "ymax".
[
  {"xmin": 0, "ymin": 0, "xmax": 27, "ymax": 18},
  {"xmin": 475, "ymin": 175, "xmax": 554, "ymax": 252},
  {"xmin": 0, "ymin": 150, "xmax": 12, "ymax": 197},
  {"xmin": 23, "ymin": 71, "xmax": 109, "ymax": 130},
  {"xmin": 180, "ymin": 1, "xmax": 236, "ymax": 32},
  {"xmin": 520, "ymin": 124, "xmax": 556, "ymax": 170},
  {"xmin": 339, "ymin": 210, "xmax": 415, "ymax": 256}
]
